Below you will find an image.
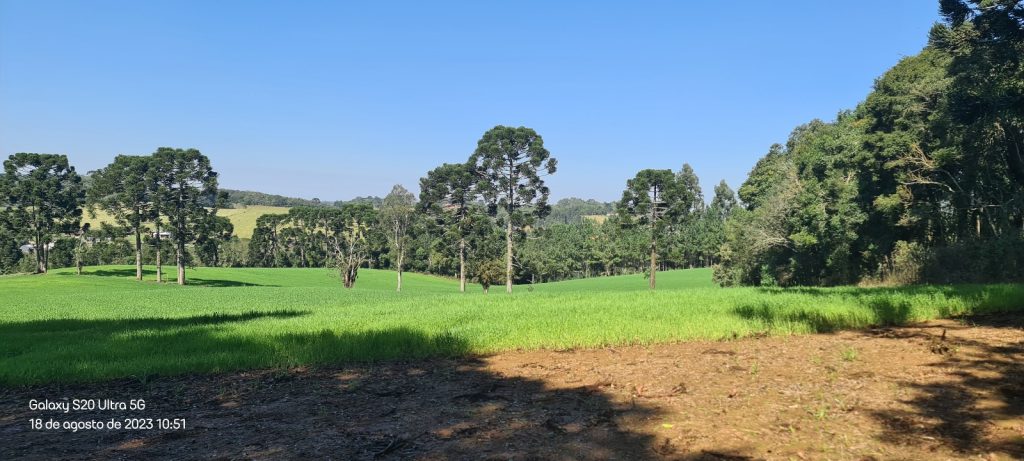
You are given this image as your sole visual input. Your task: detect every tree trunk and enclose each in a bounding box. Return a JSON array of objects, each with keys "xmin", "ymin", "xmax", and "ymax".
[
  {"xmin": 649, "ymin": 238, "xmax": 657, "ymax": 290},
  {"xmin": 75, "ymin": 235, "xmax": 83, "ymax": 275},
  {"xmin": 343, "ymin": 262, "xmax": 358, "ymax": 289},
  {"xmin": 396, "ymin": 249, "xmax": 403, "ymax": 292},
  {"xmin": 155, "ymin": 225, "xmax": 163, "ymax": 283},
  {"xmin": 505, "ymin": 218, "xmax": 513, "ymax": 294},
  {"xmin": 35, "ymin": 230, "xmax": 45, "ymax": 274},
  {"xmin": 270, "ymin": 228, "xmax": 279, "ymax": 267},
  {"xmin": 135, "ymin": 228, "xmax": 143, "ymax": 281},
  {"xmin": 176, "ymin": 241, "xmax": 186, "ymax": 285},
  {"xmin": 458, "ymin": 238, "xmax": 466, "ymax": 293}
]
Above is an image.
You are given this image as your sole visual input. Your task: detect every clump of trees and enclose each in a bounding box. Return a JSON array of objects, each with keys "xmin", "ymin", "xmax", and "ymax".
[
  {"xmin": 715, "ymin": 0, "xmax": 1024, "ymax": 286},
  {"xmin": 246, "ymin": 203, "xmax": 382, "ymax": 288},
  {"xmin": 617, "ymin": 169, "xmax": 692, "ymax": 289},
  {"xmin": 0, "ymin": 148, "xmax": 226, "ymax": 283},
  {"xmin": 1, "ymin": 154, "xmax": 85, "ymax": 274},
  {"xmin": 89, "ymin": 155, "xmax": 155, "ymax": 280},
  {"xmin": 0, "ymin": 125, "xmax": 736, "ymax": 290},
  {"xmin": 419, "ymin": 162, "xmax": 478, "ymax": 292},
  {"xmin": 150, "ymin": 148, "xmax": 221, "ymax": 285}
]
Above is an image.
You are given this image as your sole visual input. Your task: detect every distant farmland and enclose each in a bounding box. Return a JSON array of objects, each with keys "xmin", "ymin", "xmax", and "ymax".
[{"xmin": 85, "ymin": 205, "xmax": 289, "ymax": 239}]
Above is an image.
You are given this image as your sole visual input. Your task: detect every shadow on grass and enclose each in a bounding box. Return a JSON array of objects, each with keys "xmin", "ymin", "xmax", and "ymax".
[
  {"xmin": 62, "ymin": 267, "xmax": 277, "ymax": 287},
  {"xmin": 864, "ymin": 312, "xmax": 1024, "ymax": 457},
  {"xmin": 0, "ymin": 314, "xmax": 757, "ymax": 459},
  {"xmin": 734, "ymin": 284, "xmax": 1024, "ymax": 333},
  {"xmin": 732, "ymin": 303, "xmax": 865, "ymax": 333},
  {"xmin": 755, "ymin": 284, "xmax": 1024, "ymax": 313},
  {"xmin": 2, "ymin": 310, "xmax": 310, "ymax": 334}
]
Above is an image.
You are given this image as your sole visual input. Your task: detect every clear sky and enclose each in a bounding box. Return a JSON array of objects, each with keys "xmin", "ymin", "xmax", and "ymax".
[{"xmin": 0, "ymin": 0, "xmax": 941, "ymax": 202}]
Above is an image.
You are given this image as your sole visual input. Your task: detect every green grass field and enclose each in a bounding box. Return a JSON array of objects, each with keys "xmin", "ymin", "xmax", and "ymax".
[
  {"xmin": 85, "ymin": 205, "xmax": 289, "ymax": 239},
  {"xmin": 1, "ymin": 265, "xmax": 1021, "ymax": 385}
]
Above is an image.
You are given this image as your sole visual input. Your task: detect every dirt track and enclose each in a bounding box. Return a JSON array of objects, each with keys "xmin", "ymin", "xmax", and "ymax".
[{"xmin": 2, "ymin": 314, "xmax": 1022, "ymax": 460}]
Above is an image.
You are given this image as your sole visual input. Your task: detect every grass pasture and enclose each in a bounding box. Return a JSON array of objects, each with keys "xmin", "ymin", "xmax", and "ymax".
[{"xmin": 1, "ymin": 265, "xmax": 1022, "ymax": 385}]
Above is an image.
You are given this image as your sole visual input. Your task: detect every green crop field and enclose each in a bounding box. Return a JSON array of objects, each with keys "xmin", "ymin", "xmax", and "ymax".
[
  {"xmin": 84, "ymin": 205, "xmax": 289, "ymax": 239},
  {"xmin": 1, "ymin": 265, "xmax": 1021, "ymax": 385}
]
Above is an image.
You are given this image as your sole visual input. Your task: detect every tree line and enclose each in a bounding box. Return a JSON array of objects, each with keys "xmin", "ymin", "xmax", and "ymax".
[
  {"xmin": 0, "ymin": 148, "xmax": 222, "ymax": 284},
  {"xmin": 242, "ymin": 126, "xmax": 737, "ymax": 291},
  {"xmin": 0, "ymin": 125, "xmax": 735, "ymax": 291},
  {"xmin": 714, "ymin": 0, "xmax": 1024, "ymax": 286},
  {"xmin": 222, "ymin": 188, "xmax": 384, "ymax": 209},
  {"xmin": 2, "ymin": 0, "xmax": 1019, "ymax": 289}
]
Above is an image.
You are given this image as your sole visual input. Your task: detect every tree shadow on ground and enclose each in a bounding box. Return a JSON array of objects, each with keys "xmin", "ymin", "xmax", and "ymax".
[
  {"xmin": 731, "ymin": 302, "xmax": 857, "ymax": 333},
  {"xmin": 0, "ymin": 320, "xmax": 758, "ymax": 460},
  {"xmin": 734, "ymin": 284, "xmax": 1024, "ymax": 333},
  {"xmin": 864, "ymin": 312, "xmax": 1024, "ymax": 457},
  {"xmin": 730, "ymin": 299, "xmax": 916, "ymax": 332},
  {"xmin": 61, "ymin": 267, "xmax": 278, "ymax": 287},
  {"xmin": 0, "ymin": 310, "xmax": 309, "ymax": 335},
  {"xmin": 755, "ymin": 284, "xmax": 1022, "ymax": 314}
]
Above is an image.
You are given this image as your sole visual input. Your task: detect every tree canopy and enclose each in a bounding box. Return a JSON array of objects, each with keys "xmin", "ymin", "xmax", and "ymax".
[
  {"xmin": 471, "ymin": 125, "xmax": 557, "ymax": 293},
  {"xmin": 1, "ymin": 153, "xmax": 84, "ymax": 273}
]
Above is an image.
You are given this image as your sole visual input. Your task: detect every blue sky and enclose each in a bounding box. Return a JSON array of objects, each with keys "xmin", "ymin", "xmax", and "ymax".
[{"xmin": 0, "ymin": 1, "xmax": 940, "ymax": 202}]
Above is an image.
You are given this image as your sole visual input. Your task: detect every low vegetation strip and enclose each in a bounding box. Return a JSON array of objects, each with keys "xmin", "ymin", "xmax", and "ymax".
[{"xmin": 1, "ymin": 266, "xmax": 1021, "ymax": 385}]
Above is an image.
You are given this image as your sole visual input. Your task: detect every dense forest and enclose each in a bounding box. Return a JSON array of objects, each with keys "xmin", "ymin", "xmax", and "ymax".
[
  {"xmin": 716, "ymin": 1, "xmax": 1024, "ymax": 286},
  {"xmin": 1, "ymin": 0, "xmax": 1021, "ymax": 289}
]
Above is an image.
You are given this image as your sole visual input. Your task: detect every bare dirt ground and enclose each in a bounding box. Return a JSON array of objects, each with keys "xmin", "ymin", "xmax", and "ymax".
[{"xmin": 2, "ymin": 313, "xmax": 1022, "ymax": 460}]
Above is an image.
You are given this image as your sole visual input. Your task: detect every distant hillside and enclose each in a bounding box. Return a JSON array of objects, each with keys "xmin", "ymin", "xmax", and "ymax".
[
  {"xmin": 84, "ymin": 205, "xmax": 290, "ymax": 240},
  {"xmin": 84, "ymin": 187, "xmax": 609, "ymax": 239},
  {"xmin": 222, "ymin": 189, "xmax": 325, "ymax": 208},
  {"xmin": 222, "ymin": 189, "xmax": 383, "ymax": 209},
  {"xmin": 215, "ymin": 205, "xmax": 291, "ymax": 239}
]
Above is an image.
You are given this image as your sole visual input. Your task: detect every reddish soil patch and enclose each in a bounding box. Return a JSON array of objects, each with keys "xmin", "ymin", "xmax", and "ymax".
[{"xmin": 2, "ymin": 314, "xmax": 1022, "ymax": 460}]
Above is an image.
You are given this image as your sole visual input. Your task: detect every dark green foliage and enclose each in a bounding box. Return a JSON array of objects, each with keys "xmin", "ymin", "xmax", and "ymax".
[
  {"xmin": 419, "ymin": 162, "xmax": 479, "ymax": 291},
  {"xmin": 716, "ymin": 1, "xmax": 1024, "ymax": 286},
  {"xmin": 471, "ymin": 125, "xmax": 557, "ymax": 293},
  {"xmin": 219, "ymin": 189, "xmax": 384, "ymax": 209},
  {"xmin": 617, "ymin": 168, "xmax": 695, "ymax": 289},
  {"xmin": 88, "ymin": 155, "xmax": 156, "ymax": 280},
  {"xmin": 618, "ymin": 169, "xmax": 689, "ymax": 230},
  {"xmin": 0, "ymin": 209, "xmax": 23, "ymax": 273},
  {"xmin": 47, "ymin": 237, "xmax": 78, "ymax": 269},
  {"xmin": 149, "ymin": 148, "xmax": 219, "ymax": 285},
  {"xmin": 195, "ymin": 215, "xmax": 235, "ymax": 267},
  {"xmin": 474, "ymin": 258, "xmax": 505, "ymax": 293},
  {"xmin": 665, "ymin": 166, "xmax": 731, "ymax": 270},
  {"xmin": 220, "ymin": 189, "xmax": 324, "ymax": 208},
  {"xmin": 737, "ymin": 144, "xmax": 790, "ymax": 211},
  {"xmin": 676, "ymin": 164, "xmax": 704, "ymax": 214},
  {"xmin": 1, "ymin": 153, "xmax": 85, "ymax": 273},
  {"xmin": 540, "ymin": 198, "xmax": 614, "ymax": 225},
  {"xmin": 709, "ymin": 181, "xmax": 738, "ymax": 220},
  {"xmin": 247, "ymin": 213, "xmax": 289, "ymax": 267},
  {"xmin": 245, "ymin": 204, "xmax": 382, "ymax": 278}
]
